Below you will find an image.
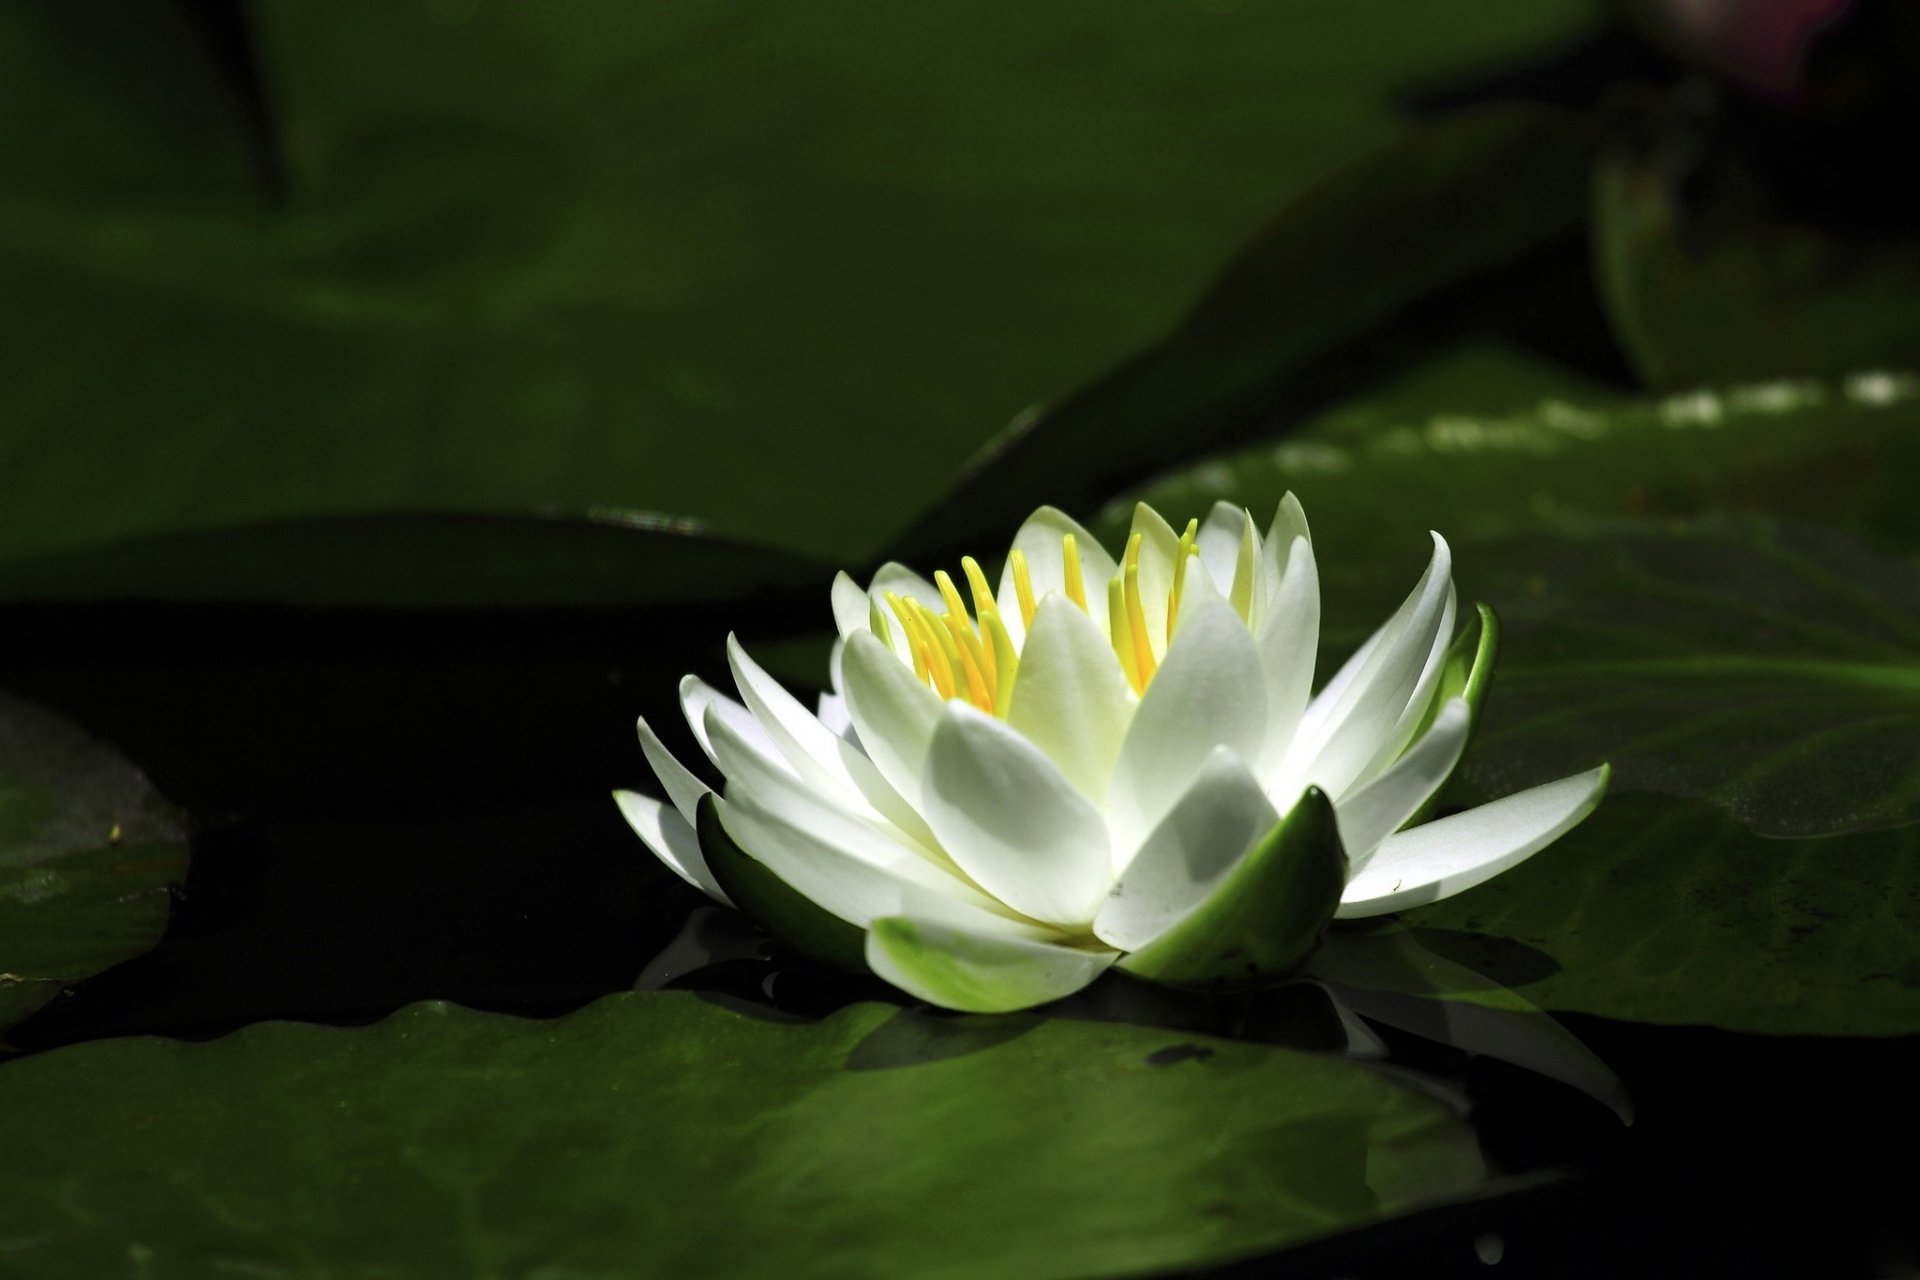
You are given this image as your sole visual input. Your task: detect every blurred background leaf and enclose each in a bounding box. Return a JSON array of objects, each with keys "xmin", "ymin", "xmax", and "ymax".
[{"xmin": 0, "ymin": 0, "xmax": 1593, "ymax": 604}]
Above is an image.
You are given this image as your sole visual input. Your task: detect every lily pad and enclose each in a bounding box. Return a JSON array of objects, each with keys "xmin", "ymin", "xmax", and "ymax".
[
  {"xmin": 0, "ymin": 689, "xmax": 187, "ymax": 1034},
  {"xmin": 0, "ymin": 992, "xmax": 1503, "ymax": 1278},
  {"xmin": 0, "ymin": 0, "xmax": 1593, "ymax": 604}
]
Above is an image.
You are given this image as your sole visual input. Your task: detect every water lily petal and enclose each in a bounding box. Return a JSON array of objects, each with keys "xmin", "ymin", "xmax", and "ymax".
[
  {"xmin": 720, "ymin": 789, "xmax": 984, "ymax": 929},
  {"xmin": 1254, "ymin": 533, "xmax": 1319, "ymax": 778},
  {"xmin": 830, "ymin": 571, "xmax": 871, "ymax": 642},
  {"xmin": 867, "ymin": 915, "xmax": 1117, "ymax": 1013},
  {"xmin": 705, "ymin": 701, "xmax": 965, "ymax": 882},
  {"xmin": 1336, "ymin": 698, "xmax": 1471, "ymax": 867},
  {"xmin": 614, "ymin": 790, "xmax": 732, "ymax": 905},
  {"xmin": 1195, "ymin": 501, "xmax": 1249, "ymax": 600},
  {"xmin": 679, "ymin": 674, "xmax": 773, "ymax": 767},
  {"xmin": 921, "ymin": 702, "xmax": 1113, "ymax": 925},
  {"xmin": 1336, "ymin": 764, "xmax": 1611, "ymax": 918},
  {"xmin": 1108, "ymin": 593, "xmax": 1268, "ymax": 863},
  {"xmin": 1282, "ymin": 534, "xmax": 1453, "ymax": 800},
  {"xmin": 1005, "ymin": 594, "xmax": 1136, "ymax": 802},
  {"xmin": 1093, "ymin": 746, "xmax": 1278, "ymax": 952},
  {"xmin": 817, "ymin": 692, "xmax": 853, "ymax": 738},
  {"xmin": 727, "ymin": 634, "xmax": 934, "ymax": 843},
  {"xmin": 840, "ymin": 630, "xmax": 944, "ymax": 809},
  {"xmin": 995, "ymin": 506, "xmax": 1117, "ymax": 646},
  {"xmin": 636, "ymin": 716, "xmax": 710, "ymax": 825}
]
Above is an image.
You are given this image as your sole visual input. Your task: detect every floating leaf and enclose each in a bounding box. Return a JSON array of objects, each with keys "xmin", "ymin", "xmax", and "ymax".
[{"xmin": 0, "ymin": 992, "xmax": 1506, "ymax": 1277}]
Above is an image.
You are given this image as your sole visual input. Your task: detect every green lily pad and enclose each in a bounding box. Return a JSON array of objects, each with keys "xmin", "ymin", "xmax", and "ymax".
[
  {"xmin": 1107, "ymin": 369, "xmax": 1920, "ymax": 1032},
  {"xmin": 0, "ymin": 992, "xmax": 1506, "ymax": 1278},
  {"xmin": 0, "ymin": 0, "xmax": 1593, "ymax": 604},
  {"xmin": 0, "ymin": 689, "xmax": 187, "ymax": 1034}
]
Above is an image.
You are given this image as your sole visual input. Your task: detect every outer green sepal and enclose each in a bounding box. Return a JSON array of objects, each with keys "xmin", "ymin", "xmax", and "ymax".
[
  {"xmin": 1118, "ymin": 786, "xmax": 1346, "ymax": 987},
  {"xmin": 695, "ymin": 794, "xmax": 869, "ymax": 973}
]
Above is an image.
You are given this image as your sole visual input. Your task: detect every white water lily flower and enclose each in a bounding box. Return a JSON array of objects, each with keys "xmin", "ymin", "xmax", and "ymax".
[{"xmin": 617, "ymin": 497, "xmax": 1608, "ymax": 1013}]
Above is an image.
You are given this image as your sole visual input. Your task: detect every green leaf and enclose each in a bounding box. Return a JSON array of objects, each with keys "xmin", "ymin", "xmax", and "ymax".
[
  {"xmin": 1107, "ymin": 367, "xmax": 1920, "ymax": 1032},
  {"xmin": 892, "ymin": 106, "xmax": 1602, "ymax": 563},
  {"xmin": 1592, "ymin": 134, "xmax": 1920, "ymax": 390},
  {"xmin": 697, "ymin": 794, "xmax": 868, "ymax": 973},
  {"xmin": 0, "ymin": 690, "xmax": 187, "ymax": 1034},
  {"xmin": 1122, "ymin": 788, "xmax": 1347, "ymax": 987},
  {"xmin": 0, "ymin": 0, "xmax": 1594, "ymax": 604},
  {"xmin": 0, "ymin": 992, "xmax": 1504, "ymax": 1277}
]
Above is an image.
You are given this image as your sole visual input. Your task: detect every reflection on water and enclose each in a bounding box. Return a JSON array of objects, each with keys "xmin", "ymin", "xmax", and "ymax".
[{"xmin": 634, "ymin": 902, "xmax": 1631, "ymax": 1138}]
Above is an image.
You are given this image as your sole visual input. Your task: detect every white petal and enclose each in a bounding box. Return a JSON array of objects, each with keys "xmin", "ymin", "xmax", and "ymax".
[
  {"xmin": 636, "ymin": 716, "xmax": 710, "ymax": 825},
  {"xmin": 888, "ymin": 883, "xmax": 1061, "ymax": 943},
  {"xmin": 1335, "ymin": 698, "xmax": 1471, "ymax": 868},
  {"xmin": 1195, "ymin": 502, "xmax": 1249, "ymax": 598},
  {"xmin": 680, "ymin": 674, "xmax": 774, "ymax": 767},
  {"xmin": 830, "ymin": 572, "xmax": 871, "ymax": 642},
  {"xmin": 1283, "ymin": 533, "xmax": 1453, "ymax": 800},
  {"xmin": 1092, "ymin": 746, "xmax": 1278, "ymax": 951},
  {"xmin": 718, "ymin": 787, "xmax": 994, "ymax": 928},
  {"xmin": 1004, "ymin": 594, "xmax": 1136, "ymax": 802},
  {"xmin": 614, "ymin": 790, "xmax": 732, "ymax": 905},
  {"xmin": 817, "ymin": 692, "xmax": 853, "ymax": 738},
  {"xmin": 839, "ymin": 629, "xmax": 944, "ymax": 809},
  {"xmin": 1253, "ymin": 532, "xmax": 1319, "ymax": 779},
  {"xmin": 996, "ymin": 506, "xmax": 1118, "ymax": 646},
  {"xmin": 727, "ymin": 635, "xmax": 939, "ymax": 846},
  {"xmin": 1336, "ymin": 765, "xmax": 1610, "ymax": 918},
  {"xmin": 868, "ymin": 562, "xmax": 947, "ymax": 612},
  {"xmin": 866, "ymin": 914, "xmax": 1117, "ymax": 1012},
  {"xmin": 920, "ymin": 702, "xmax": 1113, "ymax": 926},
  {"xmin": 1107, "ymin": 593, "xmax": 1268, "ymax": 863}
]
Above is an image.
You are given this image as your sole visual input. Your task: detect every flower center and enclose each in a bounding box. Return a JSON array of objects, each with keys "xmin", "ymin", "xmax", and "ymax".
[{"xmin": 877, "ymin": 520, "xmax": 1202, "ymax": 713}]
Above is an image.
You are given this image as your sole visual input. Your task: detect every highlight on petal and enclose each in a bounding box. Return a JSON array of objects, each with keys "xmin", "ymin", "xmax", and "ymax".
[
  {"xmin": 1093, "ymin": 746, "xmax": 1278, "ymax": 952},
  {"xmin": 1194, "ymin": 501, "xmax": 1251, "ymax": 603},
  {"xmin": 830, "ymin": 571, "xmax": 871, "ymax": 642},
  {"xmin": 867, "ymin": 915, "xmax": 1116, "ymax": 1013},
  {"xmin": 1337, "ymin": 764, "xmax": 1612, "ymax": 919},
  {"xmin": 920, "ymin": 702, "xmax": 1112, "ymax": 926},
  {"xmin": 1107, "ymin": 592, "xmax": 1268, "ymax": 861},
  {"xmin": 1005, "ymin": 594, "xmax": 1136, "ymax": 803},
  {"xmin": 615, "ymin": 789, "xmax": 732, "ymax": 906}
]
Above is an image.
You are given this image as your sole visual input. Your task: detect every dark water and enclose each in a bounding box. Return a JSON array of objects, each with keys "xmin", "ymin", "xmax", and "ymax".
[{"xmin": 4, "ymin": 604, "xmax": 1917, "ymax": 1280}]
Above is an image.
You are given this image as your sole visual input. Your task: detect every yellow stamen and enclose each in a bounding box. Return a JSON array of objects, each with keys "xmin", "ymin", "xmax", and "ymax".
[
  {"xmin": 885, "ymin": 592, "xmax": 934, "ymax": 684},
  {"xmin": 1123, "ymin": 533, "xmax": 1158, "ymax": 688},
  {"xmin": 982, "ymin": 612, "xmax": 1020, "ymax": 716},
  {"xmin": 934, "ymin": 570, "xmax": 972, "ymax": 635},
  {"xmin": 942, "ymin": 613, "xmax": 995, "ymax": 712},
  {"xmin": 917, "ymin": 601, "xmax": 965, "ymax": 701},
  {"xmin": 1009, "ymin": 549, "xmax": 1038, "ymax": 629},
  {"xmin": 1109, "ymin": 575, "xmax": 1142, "ymax": 694},
  {"xmin": 1062, "ymin": 533, "xmax": 1087, "ymax": 612},
  {"xmin": 961, "ymin": 556, "xmax": 1000, "ymax": 623}
]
